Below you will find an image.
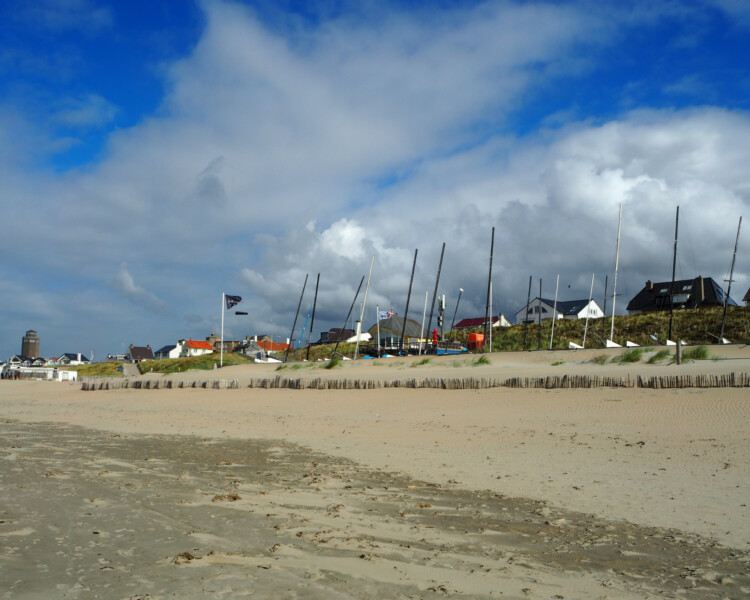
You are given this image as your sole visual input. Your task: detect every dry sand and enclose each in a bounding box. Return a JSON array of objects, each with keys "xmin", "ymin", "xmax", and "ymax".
[{"xmin": 1, "ymin": 345, "xmax": 749, "ymax": 598}]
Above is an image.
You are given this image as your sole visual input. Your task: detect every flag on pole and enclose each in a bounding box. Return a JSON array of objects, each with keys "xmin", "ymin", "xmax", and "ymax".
[
  {"xmin": 378, "ymin": 309, "xmax": 394, "ymax": 320},
  {"xmin": 225, "ymin": 294, "xmax": 242, "ymax": 309}
]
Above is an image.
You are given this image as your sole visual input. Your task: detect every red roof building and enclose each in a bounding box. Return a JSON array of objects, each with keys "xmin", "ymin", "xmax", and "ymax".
[
  {"xmin": 179, "ymin": 339, "xmax": 214, "ymax": 357},
  {"xmin": 257, "ymin": 340, "xmax": 292, "ymax": 353}
]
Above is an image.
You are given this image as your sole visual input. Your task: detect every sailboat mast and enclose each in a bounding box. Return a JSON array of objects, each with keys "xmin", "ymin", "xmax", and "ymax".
[
  {"xmin": 306, "ymin": 273, "xmax": 320, "ymax": 360},
  {"xmin": 354, "ymin": 256, "xmax": 375, "ymax": 360},
  {"xmin": 610, "ymin": 203, "xmax": 622, "ymax": 342},
  {"xmin": 400, "ymin": 249, "xmax": 418, "ymax": 353},
  {"xmin": 719, "ymin": 216, "xmax": 742, "ymax": 341},
  {"xmin": 668, "ymin": 206, "xmax": 679, "ymax": 341},
  {"xmin": 426, "ymin": 243, "xmax": 445, "ymax": 344},
  {"xmin": 484, "ymin": 227, "xmax": 495, "ymax": 345},
  {"xmin": 284, "ymin": 274, "xmax": 308, "ymax": 362},
  {"xmin": 549, "ymin": 274, "xmax": 559, "ymax": 350},
  {"xmin": 522, "ymin": 275, "xmax": 532, "ymax": 350},
  {"xmin": 583, "ymin": 273, "xmax": 595, "ymax": 348},
  {"xmin": 332, "ymin": 276, "xmax": 364, "ymax": 361},
  {"xmin": 537, "ymin": 278, "xmax": 542, "ymax": 350}
]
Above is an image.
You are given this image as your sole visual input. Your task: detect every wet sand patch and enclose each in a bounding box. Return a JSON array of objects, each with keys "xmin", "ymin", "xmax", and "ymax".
[{"xmin": 1, "ymin": 420, "xmax": 748, "ymax": 599}]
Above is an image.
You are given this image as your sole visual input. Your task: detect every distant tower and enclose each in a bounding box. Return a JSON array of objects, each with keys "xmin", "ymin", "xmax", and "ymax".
[{"xmin": 22, "ymin": 330, "xmax": 40, "ymax": 359}]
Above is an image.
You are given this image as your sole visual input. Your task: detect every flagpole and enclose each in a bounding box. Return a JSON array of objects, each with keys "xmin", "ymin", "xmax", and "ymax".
[{"xmin": 220, "ymin": 292, "xmax": 225, "ymax": 368}]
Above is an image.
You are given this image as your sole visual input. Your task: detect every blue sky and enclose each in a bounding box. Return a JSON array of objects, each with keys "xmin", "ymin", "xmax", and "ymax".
[{"xmin": 1, "ymin": 0, "xmax": 749, "ymax": 360}]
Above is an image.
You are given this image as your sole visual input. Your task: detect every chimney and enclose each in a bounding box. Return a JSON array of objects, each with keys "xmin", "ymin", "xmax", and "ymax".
[
  {"xmin": 77, "ymin": 353, "xmax": 81, "ymax": 362},
  {"xmin": 646, "ymin": 280, "xmax": 653, "ymax": 290}
]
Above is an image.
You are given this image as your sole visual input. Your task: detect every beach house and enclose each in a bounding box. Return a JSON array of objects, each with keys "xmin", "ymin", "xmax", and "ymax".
[
  {"xmin": 515, "ymin": 298, "xmax": 604, "ymax": 324},
  {"xmin": 626, "ymin": 277, "xmax": 736, "ymax": 315}
]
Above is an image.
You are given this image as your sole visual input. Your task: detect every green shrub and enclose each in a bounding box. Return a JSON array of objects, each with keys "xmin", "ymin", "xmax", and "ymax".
[
  {"xmin": 551, "ymin": 361, "xmax": 564, "ymax": 366},
  {"xmin": 472, "ymin": 355, "xmax": 491, "ymax": 366},
  {"xmin": 411, "ymin": 357, "xmax": 431, "ymax": 367},
  {"xmin": 591, "ymin": 354, "xmax": 608, "ymax": 365}
]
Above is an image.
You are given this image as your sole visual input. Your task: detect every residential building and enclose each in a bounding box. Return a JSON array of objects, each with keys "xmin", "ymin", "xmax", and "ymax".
[
  {"xmin": 128, "ymin": 345, "xmax": 154, "ymax": 362},
  {"xmin": 626, "ymin": 277, "xmax": 736, "ymax": 315},
  {"xmin": 56, "ymin": 353, "xmax": 90, "ymax": 366},
  {"xmin": 178, "ymin": 340, "xmax": 214, "ymax": 358},
  {"xmin": 454, "ymin": 315, "xmax": 512, "ymax": 330},
  {"xmin": 515, "ymin": 298, "xmax": 604, "ymax": 324},
  {"xmin": 316, "ymin": 328, "xmax": 355, "ymax": 344},
  {"xmin": 154, "ymin": 344, "xmax": 180, "ymax": 360}
]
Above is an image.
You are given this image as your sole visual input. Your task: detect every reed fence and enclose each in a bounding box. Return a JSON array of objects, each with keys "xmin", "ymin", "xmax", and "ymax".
[{"xmin": 80, "ymin": 372, "xmax": 750, "ymax": 391}]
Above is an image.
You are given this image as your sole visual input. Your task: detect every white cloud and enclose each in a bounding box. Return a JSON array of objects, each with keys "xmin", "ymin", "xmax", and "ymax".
[
  {"xmin": 52, "ymin": 93, "xmax": 118, "ymax": 128},
  {"xmin": 1, "ymin": 1, "xmax": 749, "ymax": 356},
  {"xmin": 114, "ymin": 264, "xmax": 169, "ymax": 314}
]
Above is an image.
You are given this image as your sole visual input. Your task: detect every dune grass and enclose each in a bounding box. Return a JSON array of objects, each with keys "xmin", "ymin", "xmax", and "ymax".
[
  {"xmin": 647, "ymin": 349, "xmax": 672, "ymax": 364},
  {"xmin": 137, "ymin": 353, "xmax": 253, "ymax": 375},
  {"xmin": 615, "ymin": 348, "xmax": 644, "ymax": 363},
  {"xmin": 69, "ymin": 362, "xmax": 126, "ymax": 377},
  {"xmin": 324, "ymin": 356, "xmax": 343, "ymax": 369},
  {"xmin": 681, "ymin": 345, "xmax": 714, "ymax": 361}
]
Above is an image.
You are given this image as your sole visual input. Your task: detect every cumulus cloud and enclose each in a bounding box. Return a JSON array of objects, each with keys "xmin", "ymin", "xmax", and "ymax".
[{"xmin": 1, "ymin": 0, "xmax": 748, "ymax": 355}]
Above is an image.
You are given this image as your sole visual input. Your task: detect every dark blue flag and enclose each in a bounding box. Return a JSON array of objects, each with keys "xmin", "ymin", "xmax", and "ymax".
[{"xmin": 225, "ymin": 294, "xmax": 242, "ymax": 309}]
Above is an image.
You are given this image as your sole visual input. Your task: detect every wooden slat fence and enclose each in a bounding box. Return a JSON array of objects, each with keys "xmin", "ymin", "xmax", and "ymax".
[{"xmin": 81, "ymin": 373, "xmax": 750, "ymax": 391}]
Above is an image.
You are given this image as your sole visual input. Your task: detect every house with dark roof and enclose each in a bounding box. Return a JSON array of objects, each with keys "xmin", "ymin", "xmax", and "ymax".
[
  {"xmin": 9, "ymin": 355, "xmax": 30, "ymax": 367},
  {"xmin": 626, "ymin": 276, "xmax": 736, "ymax": 315},
  {"xmin": 128, "ymin": 345, "xmax": 154, "ymax": 362},
  {"xmin": 56, "ymin": 353, "xmax": 90, "ymax": 365},
  {"xmin": 743, "ymin": 287, "xmax": 750, "ymax": 305},
  {"xmin": 315, "ymin": 328, "xmax": 356, "ymax": 344},
  {"xmin": 154, "ymin": 344, "xmax": 179, "ymax": 360},
  {"xmin": 515, "ymin": 298, "xmax": 604, "ymax": 324},
  {"xmin": 454, "ymin": 315, "xmax": 512, "ymax": 330}
]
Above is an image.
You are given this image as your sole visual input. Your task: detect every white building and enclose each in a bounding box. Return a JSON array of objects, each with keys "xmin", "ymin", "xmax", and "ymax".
[
  {"xmin": 178, "ymin": 339, "xmax": 214, "ymax": 357},
  {"xmin": 154, "ymin": 344, "xmax": 181, "ymax": 360},
  {"xmin": 515, "ymin": 298, "xmax": 604, "ymax": 324}
]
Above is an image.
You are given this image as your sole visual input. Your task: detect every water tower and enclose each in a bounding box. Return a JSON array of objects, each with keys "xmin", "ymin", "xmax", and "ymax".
[{"xmin": 22, "ymin": 330, "xmax": 40, "ymax": 359}]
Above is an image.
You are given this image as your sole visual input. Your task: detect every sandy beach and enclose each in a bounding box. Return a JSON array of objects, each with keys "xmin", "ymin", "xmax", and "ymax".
[{"xmin": 2, "ymin": 345, "xmax": 749, "ymax": 598}]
